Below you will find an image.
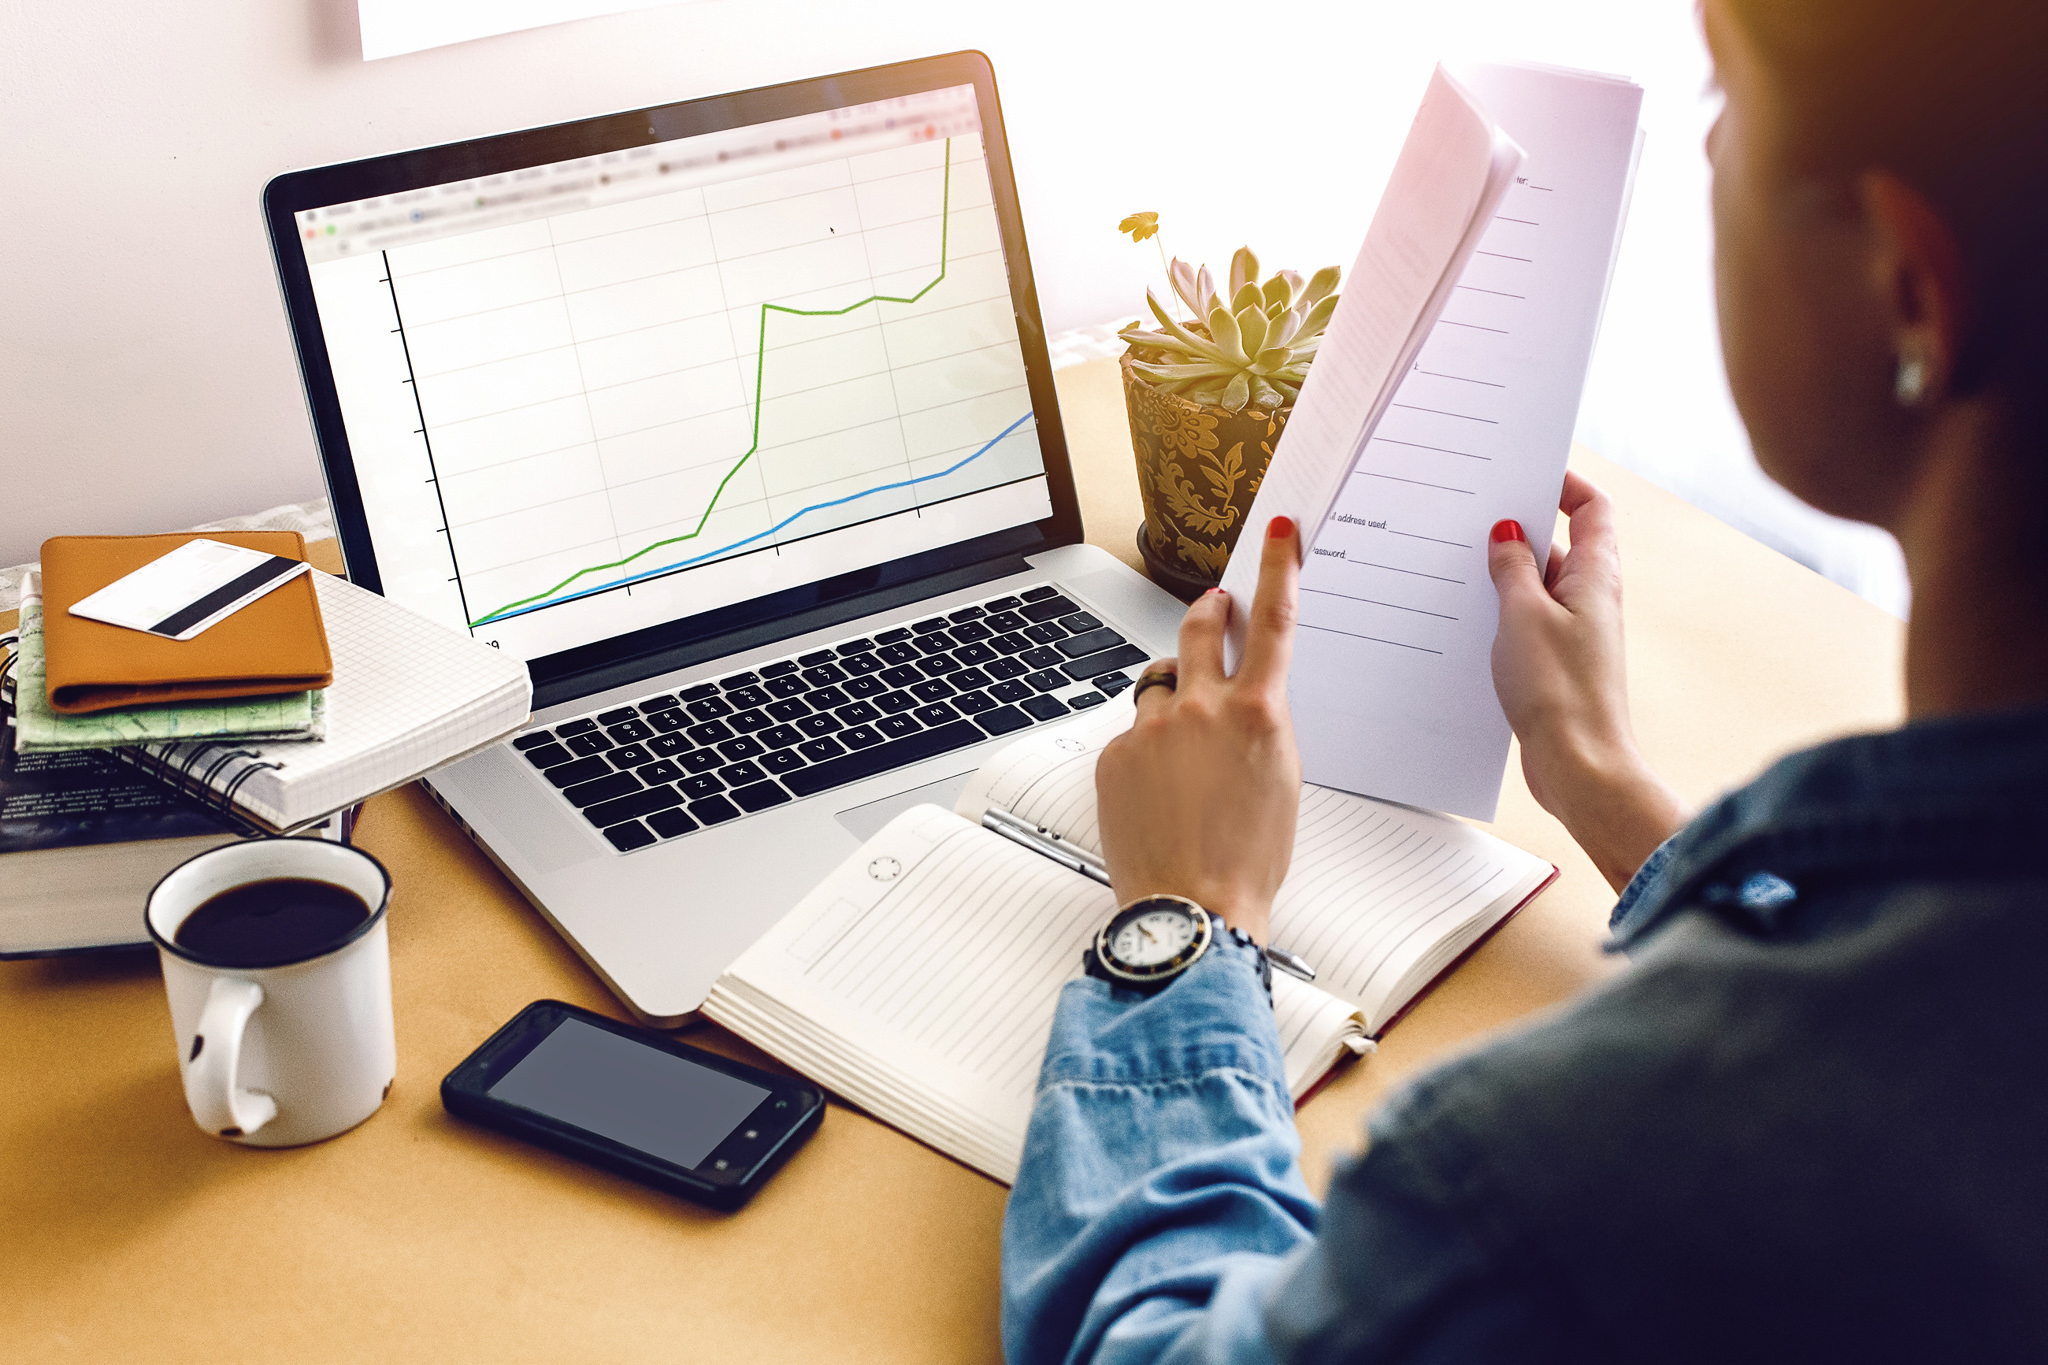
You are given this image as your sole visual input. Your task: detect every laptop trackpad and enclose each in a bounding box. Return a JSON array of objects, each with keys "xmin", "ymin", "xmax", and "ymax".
[{"xmin": 835, "ymin": 771, "xmax": 975, "ymax": 842}]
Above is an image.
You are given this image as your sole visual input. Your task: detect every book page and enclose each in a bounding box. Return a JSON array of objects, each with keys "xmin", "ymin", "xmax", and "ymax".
[
  {"xmin": 1288, "ymin": 64, "xmax": 1645, "ymax": 819},
  {"xmin": 1219, "ymin": 66, "xmax": 1522, "ymax": 664},
  {"xmin": 705, "ymin": 804, "xmax": 1365, "ymax": 1184}
]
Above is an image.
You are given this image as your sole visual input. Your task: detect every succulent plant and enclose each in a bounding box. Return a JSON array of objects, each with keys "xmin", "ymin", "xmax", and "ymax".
[{"xmin": 1120, "ymin": 247, "xmax": 1341, "ymax": 413}]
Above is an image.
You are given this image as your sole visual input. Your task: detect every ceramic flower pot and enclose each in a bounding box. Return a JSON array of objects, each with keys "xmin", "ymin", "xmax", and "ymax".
[{"xmin": 1121, "ymin": 352, "xmax": 1291, "ymax": 601}]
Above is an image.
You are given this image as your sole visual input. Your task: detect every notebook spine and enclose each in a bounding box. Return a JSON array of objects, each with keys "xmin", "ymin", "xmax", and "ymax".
[{"xmin": 111, "ymin": 742, "xmax": 276, "ymax": 838}]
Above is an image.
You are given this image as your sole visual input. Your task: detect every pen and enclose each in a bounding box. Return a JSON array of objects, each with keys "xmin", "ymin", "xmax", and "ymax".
[{"xmin": 979, "ymin": 808, "xmax": 1319, "ymax": 984}]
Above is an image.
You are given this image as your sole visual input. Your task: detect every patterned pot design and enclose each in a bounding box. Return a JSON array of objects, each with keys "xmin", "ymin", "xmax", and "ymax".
[{"xmin": 1120, "ymin": 352, "xmax": 1290, "ymax": 597}]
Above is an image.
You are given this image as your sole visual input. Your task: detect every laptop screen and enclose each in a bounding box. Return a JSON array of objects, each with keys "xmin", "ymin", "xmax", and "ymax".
[{"xmin": 280, "ymin": 75, "xmax": 1054, "ymax": 664}]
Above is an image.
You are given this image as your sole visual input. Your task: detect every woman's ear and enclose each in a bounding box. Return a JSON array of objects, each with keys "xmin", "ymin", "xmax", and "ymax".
[{"xmin": 1860, "ymin": 171, "xmax": 1970, "ymax": 409}]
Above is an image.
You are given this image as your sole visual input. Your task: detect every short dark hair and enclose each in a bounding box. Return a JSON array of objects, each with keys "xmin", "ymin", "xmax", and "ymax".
[{"xmin": 1720, "ymin": 0, "xmax": 2048, "ymax": 429}]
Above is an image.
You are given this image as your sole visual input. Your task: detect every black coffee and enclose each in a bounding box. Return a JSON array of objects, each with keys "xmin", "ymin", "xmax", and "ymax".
[{"xmin": 174, "ymin": 878, "xmax": 372, "ymax": 967}]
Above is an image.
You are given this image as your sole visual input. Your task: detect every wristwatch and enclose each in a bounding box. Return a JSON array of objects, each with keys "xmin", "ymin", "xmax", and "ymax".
[{"xmin": 1084, "ymin": 895, "xmax": 1272, "ymax": 998}]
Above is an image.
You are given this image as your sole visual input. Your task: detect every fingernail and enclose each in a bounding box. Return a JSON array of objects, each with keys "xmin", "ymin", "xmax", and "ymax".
[
  {"xmin": 1268, "ymin": 515, "xmax": 1295, "ymax": 540},
  {"xmin": 1490, "ymin": 519, "xmax": 1525, "ymax": 545},
  {"xmin": 1204, "ymin": 588, "xmax": 1226, "ymax": 597}
]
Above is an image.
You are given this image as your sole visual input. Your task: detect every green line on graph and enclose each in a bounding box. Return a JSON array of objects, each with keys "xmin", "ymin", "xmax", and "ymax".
[{"xmin": 468, "ymin": 139, "xmax": 955, "ymax": 628}]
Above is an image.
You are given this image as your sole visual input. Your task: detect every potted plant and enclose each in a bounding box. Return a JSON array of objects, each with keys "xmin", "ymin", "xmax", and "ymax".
[{"xmin": 1115, "ymin": 213, "xmax": 1341, "ymax": 599}]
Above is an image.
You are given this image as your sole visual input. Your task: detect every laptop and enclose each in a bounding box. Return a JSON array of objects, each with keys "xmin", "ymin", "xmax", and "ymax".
[{"xmin": 262, "ymin": 52, "xmax": 1186, "ymax": 1024}]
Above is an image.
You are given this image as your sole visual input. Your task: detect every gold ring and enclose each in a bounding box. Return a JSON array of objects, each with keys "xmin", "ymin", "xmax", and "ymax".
[{"xmin": 1131, "ymin": 670, "xmax": 1178, "ymax": 704}]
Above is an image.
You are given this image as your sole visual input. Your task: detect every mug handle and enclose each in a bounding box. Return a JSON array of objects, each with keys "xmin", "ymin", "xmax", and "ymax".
[{"xmin": 184, "ymin": 977, "xmax": 279, "ymax": 1139}]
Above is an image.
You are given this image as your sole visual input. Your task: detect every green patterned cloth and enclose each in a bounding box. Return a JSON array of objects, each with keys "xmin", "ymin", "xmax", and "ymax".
[{"xmin": 8, "ymin": 592, "xmax": 322, "ymax": 754}]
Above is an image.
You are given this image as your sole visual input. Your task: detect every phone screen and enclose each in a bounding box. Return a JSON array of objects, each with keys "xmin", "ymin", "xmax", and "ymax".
[{"xmin": 486, "ymin": 1018, "xmax": 769, "ymax": 1170}]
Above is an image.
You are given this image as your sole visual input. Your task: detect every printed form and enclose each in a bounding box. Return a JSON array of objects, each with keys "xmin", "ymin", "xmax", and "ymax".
[{"xmin": 1284, "ymin": 64, "xmax": 1643, "ymax": 820}]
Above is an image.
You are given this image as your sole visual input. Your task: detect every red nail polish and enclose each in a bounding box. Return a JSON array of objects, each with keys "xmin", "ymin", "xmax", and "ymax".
[
  {"xmin": 1268, "ymin": 515, "xmax": 1295, "ymax": 540},
  {"xmin": 1490, "ymin": 519, "xmax": 1525, "ymax": 545},
  {"xmin": 1204, "ymin": 588, "xmax": 1226, "ymax": 597}
]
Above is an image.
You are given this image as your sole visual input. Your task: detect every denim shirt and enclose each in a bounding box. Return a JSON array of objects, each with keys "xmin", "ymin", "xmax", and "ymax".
[{"xmin": 1001, "ymin": 708, "xmax": 2048, "ymax": 1364}]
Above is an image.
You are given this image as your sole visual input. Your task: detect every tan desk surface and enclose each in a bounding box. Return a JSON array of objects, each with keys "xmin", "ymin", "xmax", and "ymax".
[{"xmin": 1, "ymin": 357, "xmax": 1903, "ymax": 1361}]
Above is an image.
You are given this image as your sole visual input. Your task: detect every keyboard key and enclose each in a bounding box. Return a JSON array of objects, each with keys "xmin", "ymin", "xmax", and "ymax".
[
  {"xmin": 555, "ymin": 718, "xmax": 598, "ymax": 736},
  {"xmin": 1021, "ymin": 695, "xmax": 1070, "ymax": 721},
  {"xmin": 879, "ymin": 665, "xmax": 923, "ymax": 688},
  {"xmin": 761, "ymin": 724, "xmax": 803, "ymax": 750},
  {"xmin": 1065, "ymin": 612, "xmax": 1103, "ymax": 632},
  {"xmin": 800, "ymin": 664, "xmax": 847, "ymax": 687},
  {"xmin": 522, "ymin": 743, "xmax": 572, "ymax": 770},
  {"xmin": 845, "ymin": 675, "xmax": 887, "ymax": 698},
  {"xmin": 687, "ymin": 720, "xmax": 735, "ymax": 744},
  {"xmin": 989, "ymin": 632, "xmax": 1031, "ymax": 654},
  {"xmin": 604, "ymin": 821, "xmax": 657, "ymax": 852},
  {"xmin": 1021, "ymin": 647, "xmax": 1064, "ymax": 670},
  {"xmin": 566, "ymin": 732, "xmax": 613, "ymax": 757},
  {"xmin": 975, "ymin": 705, "xmax": 1033, "ymax": 737},
  {"xmin": 681, "ymin": 750, "xmax": 724, "ymax": 775},
  {"xmin": 760, "ymin": 750, "xmax": 807, "ymax": 775},
  {"xmin": 986, "ymin": 657, "xmax": 1030, "ymax": 681},
  {"xmin": 730, "ymin": 708, "xmax": 773, "ymax": 733},
  {"xmin": 585, "ymin": 785, "xmax": 684, "ymax": 827},
  {"xmin": 544, "ymin": 756, "xmax": 613, "ymax": 789},
  {"xmin": 1024, "ymin": 622, "xmax": 1067, "ymax": 645},
  {"xmin": 840, "ymin": 652, "xmax": 884, "ymax": 676},
  {"xmin": 1057, "ymin": 627, "xmax": 1127, "ymax": 659},
  {"xmin": 989, "ymin": 679, "xmax": 1033, "ymax": 704},
  {"xmin": 686, "ymin": 696, "xmax": 734, "ymax": 721},
  {"xmin": 640, "ymin": 760, "xmax": 684, "ymax": 785},
  {"xmin": 837, "ymin": 638, "xmax": 874, "ymax": 654},
  {"xmin": 1021, "ymin": 585, "xmax": 1059, "ymax": 602},
  {"xmin": 565, "ymin": 771, "xmax": 642, "ymax": 807},
  {"xmin": 726, "ymin": 685, "xmax": 770, "ymax": 709},
  {"xmin": 1025, "ymin": 670, "xmax": 1068, "ymax": 692},
  {"xmin": 1069, "ymin": 691, "xmax": 1109, "ymax": 710},
  {"xmin": 689, "ymin": 795, "xmax": 742, "ymax": 826},
  {"xmin": 947, "ymin": 606, "xmax": 987, "ymax": 623},
  {"xmin": 598, "ymin": 707, "xmax": 639, "ymax": 726},
  {"xmin": 913, "ymin": 702, "xmax": 960, "ymax": 726},
  {"xmin": 680, "ymin": 682, "xmax": 722, "ymax": 702},
  {"xmin": 649, "ymin": 733, "xmax": 691, "ymax": 756},
  {"xmin": 512, "ymin": 731, "xmax": 555, "ymax": 751},
  {"xmin": 639, "ymin": 695, "xmax": 679, "ymax": 714},
  {"xmin": 874, "ymin": 627, "xmax": 913, "ymax": 645},
  {"xmin": 796, "ymin": 713, "xmax": 842, "ymax": 737},
  {"xmin": 912, "ymin": 617, "xmax": 949, "ymax": 634},
  {"xmin": 648, "ymin": 709, "xmax": 690, "ymax": 733},
  {"xmin": 875, "ymin": 643, "xmax": 921, "ymax": 666},
  {"xmin": 719, "ymin": 671, "xmax": 760, "ymax": 689},
  {"xmin": 759, "ymin": 659, "xmax": 799, "ymax": 678},
  {"xmin": 950, "ymin": 622, "xmax": 993, "ymax": 643},
  {"xmin": 679, "ymin": 774, "xmax": 725, "ymax": 800},
  {"xmin": 910, "ymin": 679, "xmax": 955, "ymax": 702},
  {"xmin": 797, "ymin": 649, "xmax": 837, "ymax": 667},
  {"xmin": 953, "ymin": 643, "xmax": 996, "ymax": 666},
  {"xmin": 766, "ymin": 698, "xmax": 811, "ymax": 722},
  {"xmin": 1021, "ymin": 595, "xmax": 1079, "ymax": 622},
  {"xmin": 647, "ymin": 807, "xmax": 697, "ymax": 839},
  {"xmin": 836, "ymin": 700, "xmax": 881, "ymax": 724},
  {"xmin": 915, "ymin": 631, "xmax": 958, "ymax": 653},
  {"xmin": 731, "ymin": 780, "xmax": 792, "ymax": 813},
  {"xmin": 953, "ymin": 691, "xmax": 997, "ymax": 716},
  {"xmin": 720, "ymin": 760, "xmax": 767, "ymax": 786},
  {"xmin": 764, "ymin": 675, "xmax": 809, "ymax": 699},
  {"xmin": 610, "ymin": 743, "xmax": 655, "ymax": 767},
  {"xmin": 841, "ymin": 724, "xmax": 885, "ymax": 750},
  {"xmin": 875, "ymin": 690, "xmax": 918, "ymax": 715},
  {"xmin": 807, "ymin": 685, "xmax": 851, "ymax": 710},
  {"xmin": 919, "ymin": 654, "xmax": 962, "ymax": 676},
  {"xmin": 716, "ymin": 736, "xmax": 765, "ymax": 762},
  {"xmin": 1060, "ymin": 643, "xmax": 1151, "ymax": 680},
  {"xmin": 986, "ymin": 612, "xmax": 1028, "ymax": 633},
  {"xmin": 782, "ymin": 720, "xmax": 987, "ymax": 797},
  {"xmin": 951, "ymin": 667, "xmax": 993, "ymax": 690},
  {"xmin": 798, "ymin": 737, "xmax": 847, "ymax": 762},
  {"xmin": 877, "ymin": 714, "xmax": 921, "ymax": 739},
  {"xmin": 1095, "ymin": 673, "xmax": 1136, "ymax": 695},
  {"xmin": 983, "ymin": 596, "xmax": 1022, "ymax": 613}
]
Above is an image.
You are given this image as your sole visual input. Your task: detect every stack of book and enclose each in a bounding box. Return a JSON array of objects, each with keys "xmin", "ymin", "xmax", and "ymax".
[{"xmin": 2, "ymin": 532, "xmax": 531, "ymax": 956}]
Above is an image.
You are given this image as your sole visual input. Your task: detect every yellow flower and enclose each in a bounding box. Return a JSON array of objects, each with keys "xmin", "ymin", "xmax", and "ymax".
[{"xmin": 1118, "ymin": 212, "xmax": 1160, "ymax": 243}]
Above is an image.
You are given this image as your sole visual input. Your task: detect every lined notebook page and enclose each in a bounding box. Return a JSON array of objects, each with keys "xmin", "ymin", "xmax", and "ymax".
[
  {"xmin": 956, "ymin": 703, "xmax": 1553, "ymax": 1032},
  {"xmin": 705, "ymin": 805, "xmax": 1364, "ymax": 1184},
  {"xmin": 134, "ymin": 571, "xmax": 531, "ymax": 829}
]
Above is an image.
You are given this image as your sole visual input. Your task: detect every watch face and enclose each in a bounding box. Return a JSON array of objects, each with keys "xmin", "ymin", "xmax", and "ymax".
[{"xmin": 1098, "ymin": 897, "xmax": 1211, "ymax": 984}]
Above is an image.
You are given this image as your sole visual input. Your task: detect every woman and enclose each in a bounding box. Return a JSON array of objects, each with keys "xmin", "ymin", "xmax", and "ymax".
[{"xmin": 1002, "ymin": 1, "xmax": 2048, "ymax": 1360}]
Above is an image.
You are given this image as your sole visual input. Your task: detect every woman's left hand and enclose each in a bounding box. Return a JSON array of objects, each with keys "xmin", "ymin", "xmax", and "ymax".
[{"xmin": 1095, "ymin": 517, "xmax": 1304, "ymax": 943}]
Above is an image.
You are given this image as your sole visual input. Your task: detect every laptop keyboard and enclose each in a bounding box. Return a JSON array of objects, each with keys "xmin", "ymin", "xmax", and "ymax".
[{"xmin": 510, "ymin": 585, "xmax": 1149, "ymax": 853}]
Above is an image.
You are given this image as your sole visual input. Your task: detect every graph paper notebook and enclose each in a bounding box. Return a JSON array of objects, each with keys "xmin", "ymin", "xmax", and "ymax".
[
  {"xmin": 118, "ymin": 571, "xmax": 532, "ymax": 834},
  {"xmin": 702, "ymin": 701, "xmax": 1554, "ymax": 1183}
]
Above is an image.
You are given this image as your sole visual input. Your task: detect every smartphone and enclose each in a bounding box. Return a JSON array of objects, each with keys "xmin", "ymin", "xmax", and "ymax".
[{"xmin": 441, "ymin": 1000, "xmax": 824, "ymax": 1211}]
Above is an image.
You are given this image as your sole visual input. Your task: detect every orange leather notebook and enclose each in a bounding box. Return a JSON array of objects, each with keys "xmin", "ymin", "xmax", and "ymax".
[{"xmin": 40, "ymin": 533, "xmax": 333, "ymax": 715}]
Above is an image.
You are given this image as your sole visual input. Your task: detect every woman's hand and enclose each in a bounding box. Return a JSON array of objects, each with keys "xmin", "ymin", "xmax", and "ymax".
[
  {"xmin": 1488, "ymin": 471, "xmax": 1689, "ymax": 891},
  {"xmin": 1095, "ymin": 517, "xmax": 1304, "ymax": 943}
]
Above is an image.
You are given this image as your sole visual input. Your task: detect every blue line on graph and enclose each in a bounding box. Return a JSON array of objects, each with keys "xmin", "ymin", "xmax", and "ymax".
[{"xmin": 472, "ymin": 411, "xmax": 1038, "ymax": 627}]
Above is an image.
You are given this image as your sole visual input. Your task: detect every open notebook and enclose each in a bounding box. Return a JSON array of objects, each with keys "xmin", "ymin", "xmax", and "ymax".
[{"xmin": 703, "ymin": 702, "xmax": 1554, "ymax": 1183}]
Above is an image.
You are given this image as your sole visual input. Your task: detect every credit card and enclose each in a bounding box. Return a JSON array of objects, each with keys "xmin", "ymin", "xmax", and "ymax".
[{"xmin": 68, "ymin": 539, "xmax": 313, "ymax": 641}]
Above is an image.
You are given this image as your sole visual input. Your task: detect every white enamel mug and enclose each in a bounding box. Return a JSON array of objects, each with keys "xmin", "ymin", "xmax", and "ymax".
[{"xmin": 146, "ymin": 839, "xmax": 396, "ymax": 1147}]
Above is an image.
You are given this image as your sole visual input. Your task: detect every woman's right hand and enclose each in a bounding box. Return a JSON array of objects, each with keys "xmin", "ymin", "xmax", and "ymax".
[{"xmin": 1487, "ymin": 471, "xmax": 1689, "ymax": 891}]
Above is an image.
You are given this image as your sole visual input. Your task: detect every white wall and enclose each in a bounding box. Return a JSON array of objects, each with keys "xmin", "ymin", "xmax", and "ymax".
[{"xmin": 0, "ymin": 0, "xmax": 1907, "ymax": 612}]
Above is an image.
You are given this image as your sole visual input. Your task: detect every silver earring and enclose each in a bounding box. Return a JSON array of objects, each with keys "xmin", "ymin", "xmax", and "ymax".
[{"xmin": 1895, "ymin": 353, "xmax": 1928, "ymax": 407}]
